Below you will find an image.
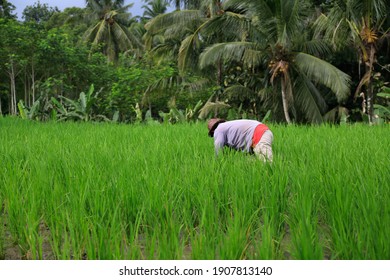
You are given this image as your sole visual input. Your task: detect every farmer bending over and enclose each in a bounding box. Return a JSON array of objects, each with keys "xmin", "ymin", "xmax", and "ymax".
[{"xmin": 208, "ymin": 118, "xmax": 273, "ymax": 162}]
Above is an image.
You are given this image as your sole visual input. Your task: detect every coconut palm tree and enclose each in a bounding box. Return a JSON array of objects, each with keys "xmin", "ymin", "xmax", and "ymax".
[
  {"xmin": 143, "ymin": 2, "xmax": 228, "ymax": 119},
  {"xmin": 145, "ymin": 0, "xmax": 234, "ymax": 79},
  {"xmin": 166, "ymin": 0, "xmax": 203, "ymax": 10},
  {"xmin": 144, "ymin": 6, "xmax": 207, "ymax": 63},
  {"xmin": 315, "ymin": 0, "xmax": 389, "ymax": 123},
  {"xmin": 142, "ymin": 0, "xmax": 168, "ymax": 21},
  {"xmin": 197, "ymin": 0, "xmax": 351, "ymax": 123},
  {"xmin": 83, "ymin": 0, "xmax": 143, "ymax": 63}
]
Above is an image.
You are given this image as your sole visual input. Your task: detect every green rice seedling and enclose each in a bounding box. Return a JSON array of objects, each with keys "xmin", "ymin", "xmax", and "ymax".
[
  {"xmin": 288, "ymin": 182, "xmax": 324, "ymax": 259},
  {"xmin": 2, "ymin": 162, "xmax": 32, "ymax": 257},
  {"xmin": 256, "ymin": 215, "xmax": 281, "ymax": 259},
  {"xmin": 188, "ymin": 195, "xmax": 220, "ymax": 260},
  {"xmin": 0, "ymin": 196, "xmax": 4, "ymax": 259},
  {"xmin": 217, "ymin": 207, "xmax": 255, "ymax": 260},
  {"xmin": 0, "ymin": 118, "xmax": 389, "ymax": 259}
]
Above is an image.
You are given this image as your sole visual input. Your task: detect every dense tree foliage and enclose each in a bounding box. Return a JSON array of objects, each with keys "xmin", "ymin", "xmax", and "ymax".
[
  {"xmin": 22, "ymin": 2, "xmax": 60, "ymax": 24},
  {"xmin": 0, "ymin": 0, "xmax": 389, "ymax": 124}
]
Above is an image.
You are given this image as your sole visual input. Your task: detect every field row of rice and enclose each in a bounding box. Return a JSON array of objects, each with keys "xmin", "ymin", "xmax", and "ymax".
[{"xmin": 0, "ymin": 117, "xmax": 389, "ymax": 259}]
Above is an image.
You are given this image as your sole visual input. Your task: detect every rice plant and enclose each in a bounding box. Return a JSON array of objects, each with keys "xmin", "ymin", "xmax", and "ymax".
[{"xmin": 0, "ymin": 118, "xmax": 389, "ymax": 259}]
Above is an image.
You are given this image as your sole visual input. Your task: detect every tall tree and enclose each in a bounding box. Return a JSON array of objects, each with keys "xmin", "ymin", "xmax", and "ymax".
[
  {"xmin": 0, "ymin": 1, "xmax": 16, "ymax": 112},
  {"xmin": 0, "ymin": 19, "xmax": 31, "ymax": 114},
  {"xmin": 166, "ymin": 0, "xmax": 202, "ymax": 10},
  {"xmin": 45, "ymin": 7, "xmax": 90, "ymax": 41},
  {"xmin": 22, "ymin": 1, "xmax": 60, "ymax": 24},
  {"xmin": 144, "ymin": 1, "xmax": 224, "ymax": 115},
  {"xmin": 144, "ymin": 1, "xmax": 225, "ymax": 73},
  {"xmin": 142, "ymin": 0, "xmax": 168, "ymax": 20},
  {"xmin": 197, "ymin": 0, "xmax": 351, "ymax": 123},
  {"xmin": 83, "ymin": 0, "xmax": 143, "ymax": 63},
  {"xmin": 315, "ymin": 0, "xmax": 390, "ymax": 123},
  {"xmin": 0, "ymin": 0, "xmax": 16, "ymax": 19}
]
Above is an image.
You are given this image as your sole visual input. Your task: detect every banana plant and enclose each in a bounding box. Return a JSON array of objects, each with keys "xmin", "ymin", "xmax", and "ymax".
[
  {"xmin": 373, "ymin": 86, "xmax": 390, "ymax": 123},
  {"xmin": 17, "ymin": 100, "xmax": 40, "ymax": 120},
  {"xmin": 159, "ymin": 100, "xmax": 204, "ymax": 123},
  {"xmin": 185, "ymin": 99, "xmax": 203, "ymax": 121},
  {"xmin": 51, "ymin": 84, "xmax": 113, "ymax": 122}
]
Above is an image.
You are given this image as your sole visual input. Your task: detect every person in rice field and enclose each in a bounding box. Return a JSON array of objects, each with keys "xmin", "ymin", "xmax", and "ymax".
[{"xmin": 207, "ymin": 118, "xmax": 273, "ymax": 163}]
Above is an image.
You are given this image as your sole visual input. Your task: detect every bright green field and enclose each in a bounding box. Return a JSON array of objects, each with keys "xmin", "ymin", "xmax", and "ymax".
[{"xmin": 0, "ymin": 117, "xmax": 389, "ymax": 260}]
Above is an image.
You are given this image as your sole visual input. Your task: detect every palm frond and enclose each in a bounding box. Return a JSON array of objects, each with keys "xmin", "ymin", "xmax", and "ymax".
[
  {"xmin": 145, "ymin": 10, "xmax": 204, "ymax": 35},
  {"xmin": 294, "ymin": 75, "xmax": 327, "ymax": 124},
  {"xmin": 106, "ymin": 25, "xmax": 116, "ymax": 61},
  {"xmin": 86, "ymin": 0, "xmax": 104, "ymax": 13},
  {"xmin": 198, "ymin": 100, "xmax": 230, "ymax": 120},
  {"xmin": 83, "ymin": 21, "xmax": 102, "ymax": 43},
  {"xmin": 223, "ymin": 85, "xmax": 255, "ymax": 100},
  {"xmin": 284, "ymin": 0, "xmax": 306, "ymax": 34},
  {"xmin": 116, "ymin": 3, "xmax": 134, "ymax": 14},
  {"xmin": 144, "ymin": 9, "xmax": 205, "ymax": 54},
  {"xmin": 201, "ymin": 11, "xmax": 251, "ymax": 40},
  {"xmin": 225, "ymin": 0, "xmax": 273, "ymax": 21},
  {"xmin": 178, "ymin": 33, "xmax": 201, "ymax": 72},
  {"xmin": 92, "ymin": 21, "xmax": 108, "ymax": 45},
  {"xmin": 294, "ymin": 52, "xmax": 351, "ymax": 102},
  {"xmin": 151, "ymin": 42, "xmax": 177, "ymax": 61},
  {"xmin": 313, "ymin": 10, "xmax": 350, "ymax": 49},
  {"xmin": 278, "ymin": 24, "xmax": 290, "ymax": 48},
  {"xmin": 163, "ymin": 24, "xmax": 190, "ymax": 40},
  {"xmin": 199, "ymin": 42, "xmax": 263, "ymax": 69},
  {"xmin": 362, "ymin": 0, "xmax": 388, "ymax": 23},
  {"xmin": 258, "ymin": 86, "xmax": 284, "ymax": 120},
  {"xmin": 115, "ymin": 21, "xmax": 143, "ymax": 50},
  {"xmin": 181, "ymin": 78, "xmax": 211, "ymax": 93},
  {"xmin": 300, "ymin": 38, "xmax": 332, "ymax": 57},
  {"xmin": 323, "ymin": 106, "xmax": 349, "ymax": 123}
]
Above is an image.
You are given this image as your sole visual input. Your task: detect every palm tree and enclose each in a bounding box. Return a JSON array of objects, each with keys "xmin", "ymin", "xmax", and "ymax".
[
  {"xmin": 83, "ymin": 0, "xmax": 143, "ymax": 62},
  {"xmin": 315, "ymin": 0, "xmax": 389, "ymax": 123},
  {"xmin": 142, "ymin": 0, "xmax": 168, "ymax": 21},
  {"xmin": 166, "ymin": 0, "xmax": 203, "ymax": 10},
  {"xmin": 143, "ymin": 2, "xmax": 227, "ymax": 118},
  {"xmin": 197, "ymin": 0, "xmax": 351, "ymax": 123},
  {"xmin": 146, "ymin": 1, "xmax": 235, "ymax": 80},
  {"xmin": 144, "ymin": 5, "xmax": 207, "ymax": 63}
]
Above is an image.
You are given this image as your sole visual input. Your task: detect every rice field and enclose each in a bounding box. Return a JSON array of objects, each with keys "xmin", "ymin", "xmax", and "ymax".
[{"xmin": 0, "ymin": 117, "xmax": 389, "ymax": 260}]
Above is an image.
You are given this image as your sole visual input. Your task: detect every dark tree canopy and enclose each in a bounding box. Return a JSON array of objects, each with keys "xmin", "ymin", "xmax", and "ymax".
[
  {"xmin": 0, "ymin": 0, "xmax": 16, "ymax": 19},
  {"xmin": 22, "ymin": 2, "xmax": 60, "ymax": 24}
]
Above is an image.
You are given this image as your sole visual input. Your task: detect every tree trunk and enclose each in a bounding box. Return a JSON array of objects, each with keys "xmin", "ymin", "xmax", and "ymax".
[
  {"xmin": 281, "ymin": 77, "xmax": 292, "ymax": 124},
  {"xmin": 9, "ymin": 63, "xmax": 17, "ymax": 115},
  {"xmin": 32, "ymin": 80, "xmax": 35, "ymax": 104},
  {"xmin": 366, "ymin": 44, "xmax": 376, "ymax": 124},
  {"xmin": 24, "ymin": 71, "xmax": 28, "ymax": 106},
  {"xmin": 367, "ymin": 79, "xmax": 374, "ymax": 123},
  {"xmin": 7, "ymin": 60, "xmax": 22, "ymax": 115},
  {"xmin": 31, "ymin": 62, "xmax": 36, "ymax": 104},
  {"xmin": 214, "ymin": 59, "xmax": 223, "ymax": 117}
]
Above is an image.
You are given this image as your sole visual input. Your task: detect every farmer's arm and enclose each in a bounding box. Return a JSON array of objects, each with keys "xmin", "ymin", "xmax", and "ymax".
[{"xmin": 214, "ymin": 131, "xmax": 225, "ymax": 156}]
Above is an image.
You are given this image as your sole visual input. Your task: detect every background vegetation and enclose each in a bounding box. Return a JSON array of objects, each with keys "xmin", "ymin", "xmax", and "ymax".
[{"xmin": 0, "ymin": 0, "xmax": 389, "ymax": 124}]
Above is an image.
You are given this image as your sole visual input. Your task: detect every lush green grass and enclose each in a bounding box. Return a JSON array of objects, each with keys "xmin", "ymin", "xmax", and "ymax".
[{"xmin": 0, "ymin": 117, "xmax": 389, "ymax": 260}]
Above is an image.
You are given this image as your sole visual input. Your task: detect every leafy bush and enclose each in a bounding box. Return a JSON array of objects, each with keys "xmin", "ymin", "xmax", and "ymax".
[{"xmin": 374, "ymin": 86, "xmax": 390, "ymax": 123}]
